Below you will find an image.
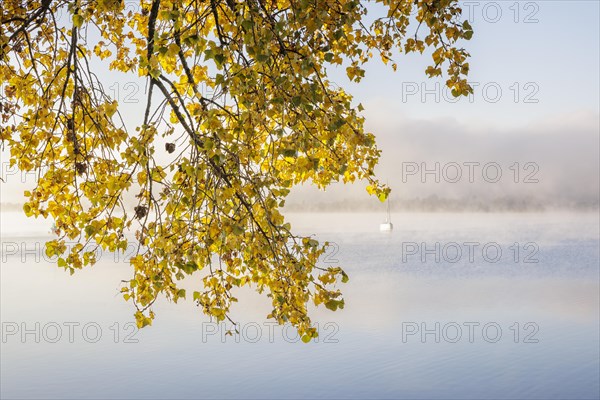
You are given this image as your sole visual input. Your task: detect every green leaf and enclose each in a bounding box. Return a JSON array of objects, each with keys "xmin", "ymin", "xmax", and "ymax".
[
  {"xmin": 341, "ymin": 271, "xmax": 349, "ymax": 283},
  {"xmin": 149, "ymin": 67, "xmax": 161, "ymax": 79},
  {"xmin": 177, "ymin": 261, "xmax": 198, "ymax": 274},
  {"xmin": 214, "ymin": 53, "xmax": 225, "ymax": 67},
  {"xmin": 241, "ymin": 20, "xmax": 254, "ymax": 31},
  {"xmin": 329, "ymin": 118, "xmax": 345, "ymax": 131},
  {"xmin": 282, "ymin": 149, "xmax": 297, "ymax": 158},
  {"xmin": 84, "ymin": 225, "xmax": 95, "ymax": 237},
  {"xmin": 203, "ymin": 138, "xmax": 214, "ymax": 151},
  {"xmin": 72, "ymin": 14, "xmax": 84, "ymax": 28}
]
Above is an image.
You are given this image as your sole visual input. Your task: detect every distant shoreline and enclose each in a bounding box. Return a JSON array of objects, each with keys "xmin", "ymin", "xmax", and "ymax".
[
  {"xmin": 283, "ymin": 196, "xmax": 600, "ymax": 213},
  {"xmin": 2, "ymin": 200, "xmax": 598, "ymax": 213}
]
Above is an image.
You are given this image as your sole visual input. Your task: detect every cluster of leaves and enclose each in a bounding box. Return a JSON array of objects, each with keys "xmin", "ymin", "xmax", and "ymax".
[{"xmin": 1, "ymin": 0, "xmax": 472, "ymax": 340}]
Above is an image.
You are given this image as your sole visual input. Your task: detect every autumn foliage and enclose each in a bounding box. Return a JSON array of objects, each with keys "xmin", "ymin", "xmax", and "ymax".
[{"xmin": 1, "ymin": 0, "xmax": 472, "ymax": 339}]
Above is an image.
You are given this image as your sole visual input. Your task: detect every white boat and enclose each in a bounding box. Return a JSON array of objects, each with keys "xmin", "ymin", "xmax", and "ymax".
[
  {"xmin": 379, "ymin": 221, "xmax": 393, "ymax": 231},
  {"xmin": 379, "ymin": 197, "xmax": 393, "ymax": 231}
]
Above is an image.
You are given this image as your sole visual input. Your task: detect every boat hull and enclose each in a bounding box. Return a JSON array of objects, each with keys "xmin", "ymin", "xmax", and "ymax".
[{"xmin": 379, "ymin": 222, "xmax": 393, "ymax": 231}]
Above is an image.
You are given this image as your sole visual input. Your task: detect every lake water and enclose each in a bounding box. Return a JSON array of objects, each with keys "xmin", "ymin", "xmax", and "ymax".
[{"xmin": 1, "ymin": 211, "xmax": 599, "ymax": 399}]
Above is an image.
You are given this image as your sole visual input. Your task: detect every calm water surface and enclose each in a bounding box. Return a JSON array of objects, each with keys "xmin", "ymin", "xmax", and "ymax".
[{"xmin": 1, "ymin": 212, "xmax": 598, "ymax": 399}]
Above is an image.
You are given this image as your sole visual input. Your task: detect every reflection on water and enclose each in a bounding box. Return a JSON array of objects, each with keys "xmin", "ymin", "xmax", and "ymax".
[{"xmin": 1, "ymin": 212, "xmax": 599, "ymax": 399}]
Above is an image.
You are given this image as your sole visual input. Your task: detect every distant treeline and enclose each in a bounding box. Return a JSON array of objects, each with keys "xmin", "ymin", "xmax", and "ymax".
[
  {"xmin": 0, "ymin": 203, "xmax": 23, "ymax": 211},
  {"xmin": 2, "ymin": 196, "xmax": 598, "ymax": 213},
  {"xmin": 282, "ymin": 195, "xmax": 600, "ymax": 212}
]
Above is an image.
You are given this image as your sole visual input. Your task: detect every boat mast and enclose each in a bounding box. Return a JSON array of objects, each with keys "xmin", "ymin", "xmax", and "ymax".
[{"xmin": 386, "ymin": 197, "xmax": 391, "ymax": 222}]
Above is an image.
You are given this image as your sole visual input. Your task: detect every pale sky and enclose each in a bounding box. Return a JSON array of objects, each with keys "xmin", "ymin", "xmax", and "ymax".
[
  {"xmin": 342, "ymin": 0, "xmax": 600, "ymax": 128},
  {"xmin": 1, "ymin": 0, "xmax": 599, "ymax": 208},
  {"xmin": 294, "ymin": 0, "xmax": 600, "ymax": 207}
]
